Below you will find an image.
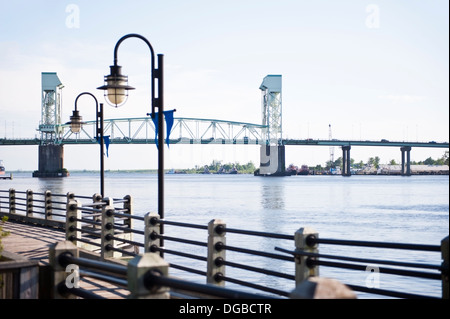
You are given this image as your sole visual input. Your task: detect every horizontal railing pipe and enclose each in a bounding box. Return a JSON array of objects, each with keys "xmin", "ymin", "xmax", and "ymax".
[
  {"xmin": 156, "ymin": 219, "xmax": 208, "ymax": 230},
  {"xmin": 113, "ymin": 211, "xmax": 144, "ymax": 221},
  {"xmin": 221, "ymin": 243, "xmax": 294, "ymax": 262},
  {"xmin": 221, "ymin": 226, "xmax": 294, "ymax": 240},
  {"xmin": 217, "ymin": 274, "xmax": 291, "ymax": 297},
  {"xmin": 218, "ymin": 258, "xmax": 295, "ymax": 280},
  {"xmin": 310, "ymin": 259, "xmax": 441, "ymax": 280},
  {"xmin": 346, "ymin": 284, "xmax": 439, "ymax": 299},
  {"xmin": 144, "ymin": 269, "xmax": 276, "ymax": 299},
  {"xmin": 58, "ymin": 253, "xmax": 128, "ymax": 277},
  {"xmin": 152, "ymin": 246, "xmax": 207, "ymax": 262},
  {"xmin": 156, "ymin": 234, "xmax": 207, "ymax": 247},
  {"xmin": 311, "ymin": 236, "xmax": 441, "ymax": 252},
  {"xmin": 80, "ymin": 269, "xmax": 128, "ymax": 288},
  {"xmin": 275, "ymin": 247, "xmax": 443, "ymax": 271}
]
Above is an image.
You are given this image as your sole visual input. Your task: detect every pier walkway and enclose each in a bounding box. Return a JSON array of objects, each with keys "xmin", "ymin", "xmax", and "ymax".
[{"xmin": 1, "ymin": 221, "xmax": 129, "ymax": 299}]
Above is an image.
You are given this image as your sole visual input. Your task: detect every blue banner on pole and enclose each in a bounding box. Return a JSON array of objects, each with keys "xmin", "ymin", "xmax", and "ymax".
[
  {"xmin": 151, "ymin": 110, "xmax": 176, "ymax": 149},
  {"xmin": 103, "ymin": 135, "xmax": 110, "ymax": 157},
  {"xmin": 96, "ymin": 135, "xmax": 111, "ymax": 157},
  {"xmin": 164, "ymin": 110, "xmax": 175, "ymax": 147}
]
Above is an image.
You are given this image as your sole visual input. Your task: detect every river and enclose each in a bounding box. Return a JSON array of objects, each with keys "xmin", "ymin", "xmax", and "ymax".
[{"xmin": 2, "ymin": 172, "xmax": 448, "ymax": 299}]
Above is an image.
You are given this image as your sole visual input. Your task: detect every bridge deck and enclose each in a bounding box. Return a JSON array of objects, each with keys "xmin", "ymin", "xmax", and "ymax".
[{"xmin": 1, "ymin": 221, "xmax": 129, "ymax": 299}]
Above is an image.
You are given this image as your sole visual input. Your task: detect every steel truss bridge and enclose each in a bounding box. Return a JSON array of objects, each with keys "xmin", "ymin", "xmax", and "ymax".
[
  {"xmin": 1, "ymin": 117, "xmax": 267, "ymax": 146},
  {"xmin": 1, "ymin": 116, "xmax": 448, "ymax": 150}
]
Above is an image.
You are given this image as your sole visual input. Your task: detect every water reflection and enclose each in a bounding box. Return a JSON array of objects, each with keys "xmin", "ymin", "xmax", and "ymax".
[
  {"xmin": 260, "ymin": 181, "xmax": 285, "ymax": 210},
  {"xmin": 35, "ymin": 177, "xmax": 66, "ymax": 195}
]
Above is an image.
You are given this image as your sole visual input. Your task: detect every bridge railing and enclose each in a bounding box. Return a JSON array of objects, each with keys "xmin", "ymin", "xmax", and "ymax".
[{"xmin": 1, "ymin": 188, "xmax": 448, "ymax": 299}]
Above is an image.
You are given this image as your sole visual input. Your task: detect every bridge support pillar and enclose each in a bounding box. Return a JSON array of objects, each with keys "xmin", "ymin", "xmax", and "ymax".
[
  {"xmin": 342, "ymin": 145, "xmax": 351, "ymax": 177},
  {"xmin": 401, "ymin": 146, "xmax": 412, "ymax": 176},
  {"xmin": 32, "ymin": 144, "xmax": 69, "ymax": 178},
  {"xmin": 256, "ymin": 145, "xmax": 286, "ymax": 176}
]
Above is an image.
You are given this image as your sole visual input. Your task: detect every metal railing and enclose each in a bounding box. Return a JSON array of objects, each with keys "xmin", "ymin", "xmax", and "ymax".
[
  {"xmin": 275, "ymin": 234, "xmax": 448, "ymax": 299},
  {"xmin": 1, "ymin": 188, "xmax": 448, "ymax": 299},
  {"xmin": 50, "ymin": 241, "xmax": 276, "ymax": 299}
]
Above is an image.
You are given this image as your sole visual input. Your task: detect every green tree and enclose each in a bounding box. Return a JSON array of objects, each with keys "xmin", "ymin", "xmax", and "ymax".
[
  {"xmin": 443, "ymin": 151, "xmax": 449, "ymax": 165},
  {"xmin": 334, "ymin": 157, "xmax": 342, "ymax": 168},
  {"xmin": 367, "ymin": 156, "xmax": 380, "ymax": 169}
]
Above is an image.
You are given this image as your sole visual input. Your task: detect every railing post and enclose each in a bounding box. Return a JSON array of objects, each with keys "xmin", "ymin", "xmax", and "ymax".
[
  {"xmin": 8, "ymin": 188, "xmax": 15, "ymax": 214},
  {"xmin": 49, "ymin": 241, "xmax": 79, "ymax": 299},
  {"xmin": 123, "ymin": 195, "xmax": 133, "ymax": 230},
  {"xmin": 92, "ymin": 193, "xmax": 103, "ymax": 229},
  {"xmin": 66, "ymin": 199, "xmax": 81, "ymax": 246},
  {"xmin": 101, "ymin": 197, "xmax": 114, "ymax": 260},
  {"xmin": 26, "ymin": 189, "xmax": 33, "ymax": 217},
  {"xmin": 145, "ymin": 212, "xmax": 160, "ymax": 254},
  {"xmin": 294, "ymin": 227, "xmax": 319, "ymax": 285},
  {"xmin": 207, "ymin": 219, "xmax": 226, "ymax": 286},
  {"xmin": 127, "ymin": 252, "xmax": 170, "ymax": 299},
  {"xmin": 45, "ymin": 190, "xmax": 52, "ymax": 220},
  {"xmin": 66, "ymin": 192, "xmax": 75, "ymax": 205},
  {"xmin": 442, "ymin": 236, "xmax": 449, "ymax": 299}
]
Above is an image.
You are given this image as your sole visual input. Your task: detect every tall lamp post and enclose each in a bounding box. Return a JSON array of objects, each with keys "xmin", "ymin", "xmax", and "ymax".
[
  {"xmin": 97, "ymin": 33, "xmax": 165, "ymax": 252},
  {"xmin": 68, "ymin": 92, "xmax": 105, "ymax": 197}
]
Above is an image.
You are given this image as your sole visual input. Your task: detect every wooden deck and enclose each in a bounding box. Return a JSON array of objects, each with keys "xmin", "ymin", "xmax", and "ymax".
[{"xmin": 1, "ymin": 221, "xmax": 129, "ymax": 299}]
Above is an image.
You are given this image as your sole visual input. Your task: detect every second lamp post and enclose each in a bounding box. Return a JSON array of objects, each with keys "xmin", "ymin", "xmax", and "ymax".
[
  {"xmin": 97, "ymin": 33, "xmax": 165, "ymax": 252},
  {"xmin": 69, "ymin": 92, "xmax": 105, "ymax": 197}
]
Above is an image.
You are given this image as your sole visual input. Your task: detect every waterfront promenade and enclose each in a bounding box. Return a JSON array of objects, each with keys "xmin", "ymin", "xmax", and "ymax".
[
  {"xmin": 1, "ymin": 221, "xmax": 129, "ymax": 299},
  {"xmin": 1, "ymin": 182, "xmax": 448, "ymax": 300}
]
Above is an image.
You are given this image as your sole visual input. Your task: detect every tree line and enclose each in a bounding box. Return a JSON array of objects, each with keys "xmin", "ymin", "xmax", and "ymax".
[
  {"xmin": 186, "ymin": 151, "xmax": 448, "ymax": 174},
  {"xmin": 186, "ymin": 160, "xmax": 257, "ymax": 174},
  {"xmin": 322, "ymin": 151, "xmax": 449, "ymax": 170}
]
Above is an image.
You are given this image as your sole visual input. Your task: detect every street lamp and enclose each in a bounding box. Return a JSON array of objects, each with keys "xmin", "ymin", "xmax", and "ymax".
[
  {"xmin": 97, "ymin": 64, "xmax": 135, "ymax": 107},
  {"xmin": 97, "ymin": 33, "xmax": 165, "ymax": 251},
  {"xmin": 68, "ymin": 92, "xmax": 105, "ymax": 197}
]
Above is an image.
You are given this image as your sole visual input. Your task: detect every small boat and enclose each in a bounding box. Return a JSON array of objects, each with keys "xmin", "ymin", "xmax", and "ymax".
[
  {"xmin": 297, "ymin": 165, "xmax": 310, "ymax": 175},
  {"xmin": 286, "ymin": 164, "xmax": 298, "ymax": 175}
]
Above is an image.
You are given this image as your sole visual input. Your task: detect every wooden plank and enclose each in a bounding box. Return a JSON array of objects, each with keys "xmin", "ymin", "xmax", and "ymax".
[{"xmin": 1, "ymin": 221, "xmax": 65, "ymax": 264}]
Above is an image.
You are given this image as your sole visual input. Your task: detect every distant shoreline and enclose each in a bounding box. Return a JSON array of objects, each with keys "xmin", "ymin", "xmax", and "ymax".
[{"xmin": 6, "ymin": 169, "xmax": 449, "ymax": 176}]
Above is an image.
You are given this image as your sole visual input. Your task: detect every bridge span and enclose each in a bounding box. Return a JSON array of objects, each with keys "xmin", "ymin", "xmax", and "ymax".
[
  {"xmin": 1, "ymin": 118, "xmax": 448, "ymax": 177},
  {"xmin": 1, "ymin": 73, "xmax": 448, "ymax": 177}
]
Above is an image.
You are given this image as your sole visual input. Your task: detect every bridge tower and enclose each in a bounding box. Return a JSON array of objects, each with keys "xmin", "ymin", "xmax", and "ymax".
[
  {"xmin": 33, "ymin": 72, "xmax": 69, "ymax": 178},
  {"xmin": 257, "ymin": 75, "xmax": 286, "ymax": 176},
  {"xmin": 260, "ymin": 75, "xmax": 282, "ymax": 144}
]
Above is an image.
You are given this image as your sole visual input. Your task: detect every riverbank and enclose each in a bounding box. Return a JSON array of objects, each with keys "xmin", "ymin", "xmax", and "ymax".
[{"xmin": 6, "ymin": 167, "xmax": 449, "ymax": 176}]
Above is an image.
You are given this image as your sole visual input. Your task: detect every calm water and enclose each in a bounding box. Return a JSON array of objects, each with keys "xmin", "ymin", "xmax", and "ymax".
[{"xmin": 2, "ymin": 172, "xmax": 449, "ymax": 298}]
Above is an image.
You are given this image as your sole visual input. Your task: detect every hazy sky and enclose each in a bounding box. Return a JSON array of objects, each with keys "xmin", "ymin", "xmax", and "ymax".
[{"xmin": 0, "ymin": 0, "xmax": 448, "ymax": 171}]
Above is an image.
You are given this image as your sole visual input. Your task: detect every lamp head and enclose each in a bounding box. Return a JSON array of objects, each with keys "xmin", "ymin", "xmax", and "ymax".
[
  {"xmin": 69, "ymin": 110, "xmax": 83, "ymax": 133},
  {"xmin": 97, "ymin": 65, "xmax": 135, "ymax": 107}
]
